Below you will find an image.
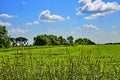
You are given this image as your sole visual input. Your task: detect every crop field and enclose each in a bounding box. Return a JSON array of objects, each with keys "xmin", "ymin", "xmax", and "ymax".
[{"xmin": 0, "ymin": 45, "xmax": 120, "ymax": 80}]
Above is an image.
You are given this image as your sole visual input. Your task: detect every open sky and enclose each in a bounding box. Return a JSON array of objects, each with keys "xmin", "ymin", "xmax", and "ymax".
[{"xmin": 0, "ymin": 0, "xmax": 120, "ymax": 44}]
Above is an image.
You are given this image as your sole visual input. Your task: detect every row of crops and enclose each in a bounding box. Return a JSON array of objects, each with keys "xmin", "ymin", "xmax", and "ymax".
[{"xmin": 0, "ymin": 45, "xmax": 120, "ymax": 80}]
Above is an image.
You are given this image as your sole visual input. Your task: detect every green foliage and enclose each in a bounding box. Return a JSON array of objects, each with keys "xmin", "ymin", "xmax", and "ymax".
[
  {"xmin": 58, "ymin": 36, "xmax": 68, "ymax": 45},
  {"xmin": 75, "ymin": 38, "xmax": 95, "ymax": 45},
  {"xmin": 34, "ymin": 34, "xmax": 95, "ymax": 46},
  {"xmin": 34, "ymin": 34, "xmax": 68, "ymax": 46},
  {"xmin": 67, "ymin": 36, "xmax": 74, "ymax": 45},
  {"xmin": 0, "ymin": 45, "xmax": 120, "ymax": 79},
  {"xmin": 0, "ymin": 25, "xmax": 10, "ymax": 48},
  {"xmin": 10, "ymin": 38, "xmax": 16, "ymax": 46},
  {"xmin": 75, "ymin": 38, "xmax": 83, "ymax": 45},
  {"xmin": 34, "ymin": 35, "xmax": 46, "ymax": 46}
]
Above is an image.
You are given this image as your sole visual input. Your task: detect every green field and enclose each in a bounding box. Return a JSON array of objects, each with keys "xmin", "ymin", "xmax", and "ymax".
[{"xmin": 0, "ymin": 45, "xmax": 120, "ymax": 80}]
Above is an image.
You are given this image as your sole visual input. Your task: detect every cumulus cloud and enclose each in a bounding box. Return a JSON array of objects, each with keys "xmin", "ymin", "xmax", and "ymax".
[
  {"xmin": 0, "ymin": 21, "xmax": 12, "ymax": 26},
  {"xmin": 77, "ymin": 0, "xmax": 120, "ymax": 19},
  {"xmin": 0, "ymin": 14, "xmax": 14, "ymax": 18},
  {"xmin": 8, "ymin": 28, "xmax": 29, "ymax": 34},
  {"xmin": 83, "ymin": 24, "xmax": 100, "ymax": 30},
  {"xmin": 26, "ymin": 21, "xmax": 39, "ymax": 26},
  {"xmin": 84, "ymin": 12, "xmax": 110, "ymax": 20},
  {"xmin": 39, "ymin": 10, "xmax": 64, "ymax": 22}
]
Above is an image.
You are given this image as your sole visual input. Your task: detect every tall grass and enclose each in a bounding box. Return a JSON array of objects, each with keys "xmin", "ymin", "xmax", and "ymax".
[{"xmin": 0, "ymin": 45, "xmax": 120, "ymax": 80}]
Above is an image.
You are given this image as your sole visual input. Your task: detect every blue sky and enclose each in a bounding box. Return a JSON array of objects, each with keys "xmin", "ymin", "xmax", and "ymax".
[{"xmin": 0, "ymin": 0, "xmax": 120, "ymax": 44}]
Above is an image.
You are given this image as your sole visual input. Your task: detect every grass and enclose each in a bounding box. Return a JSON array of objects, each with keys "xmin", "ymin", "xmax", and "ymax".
[{"xmin": 0, "ymin": 45, "xmax": 120, "ymax": 80}]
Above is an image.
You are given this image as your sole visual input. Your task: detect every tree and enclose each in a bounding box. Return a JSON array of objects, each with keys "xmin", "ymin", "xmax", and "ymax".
[
  {"xmin": 83, "ymin": 38, "xmax": 90, "ymax": 45},
  {"xmin": 75, "ymin": 38, "xmax": 83, "ymax": 45},
  {"xmin": 34, "ymin": 34, "xmax": 59, "ymax": 46},
  {"xmin": 83, "ymin": 38, "xmax": 95, "ymax": 45},
  {"xmin": 61, "ymin": 38, "xmax": 68, "ymax": 45},
  {"xmin": 10, "ymin": 37, "xmax": 17, "ymax": 46},
  {"xmin": 34, "ymin": 35, "xmax": 46, "ymax": 46},
  {"xmin": 75, "ymin": 38, "xmax": 95, "ymax": 45},
  {"xmin": 48, "ymin": 34, "xmax": 59, "ymax": 45},
  {"xmin": 58, "ymin": 36, "xmax": 64, "ymax": 45},
  {"xmin": 0, "ymin": 25, "xmax": 10, "ymax": 48},
  {"xmin": 67, "ymin": 36, "xmax": 74, "ymax": 45},
  {"xmin": 34, "ymin": 34, "xmax": 68, "ymax": 46},
  {"xmin": 3, "ymin": 35, "xmax": 10, "ymax": 47},
  {"xmin": 15, "ymin": 37, "xmax": 28, "ymax": 46}
]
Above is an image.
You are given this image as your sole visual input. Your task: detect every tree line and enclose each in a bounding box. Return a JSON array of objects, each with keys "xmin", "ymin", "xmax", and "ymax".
[
  {"xmin": 33, "ymin": 34, "xmax": 95, "ymax": 46},
  {"xmin": 105, "ymin": 42, "xmax": 120, "ymax": 45},
  {"xmin": 0, "ymin": 25, "xmax": 95, "ymax": 48}
]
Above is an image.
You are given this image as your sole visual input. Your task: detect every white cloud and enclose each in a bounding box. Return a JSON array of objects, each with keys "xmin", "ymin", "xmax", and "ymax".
[
  {"xmin": 8, "ymin": 28, "xmax": 29, "ymax": 34},
  {"xmin": 0, "ymin": 14, "xmax": 14, "ymax": 18},
  {"xmin": 66, "ymin": 16, "xmax": 70, "ymax": 20},
  {"xmin": 39, "ymin": 10, "xmax": 64, "ymax": 22},
  {"xmin": 26, "ymin": 21, "xmax": 39, "ymax": 26},
  {"xmin": 76, "ymin": 11, "xmax": 83, "ymax": 15},
  {"xmin": 0, "ymin": 21, "xmax": 12, "ymax": 26},
  {"xmin": 83, "ymin": 24, "xmax": 100, "ymax": 30},
  {"xmin": 77, "ymin": 0, "xmax": 120, "ymax": 19},
  {"xmin": 33, "ymin": 21, "xmax": 39, "ymax": 24},
  {"xmin": 84, "ymin": 12, "xmax": 111, "ymax": 20}
]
